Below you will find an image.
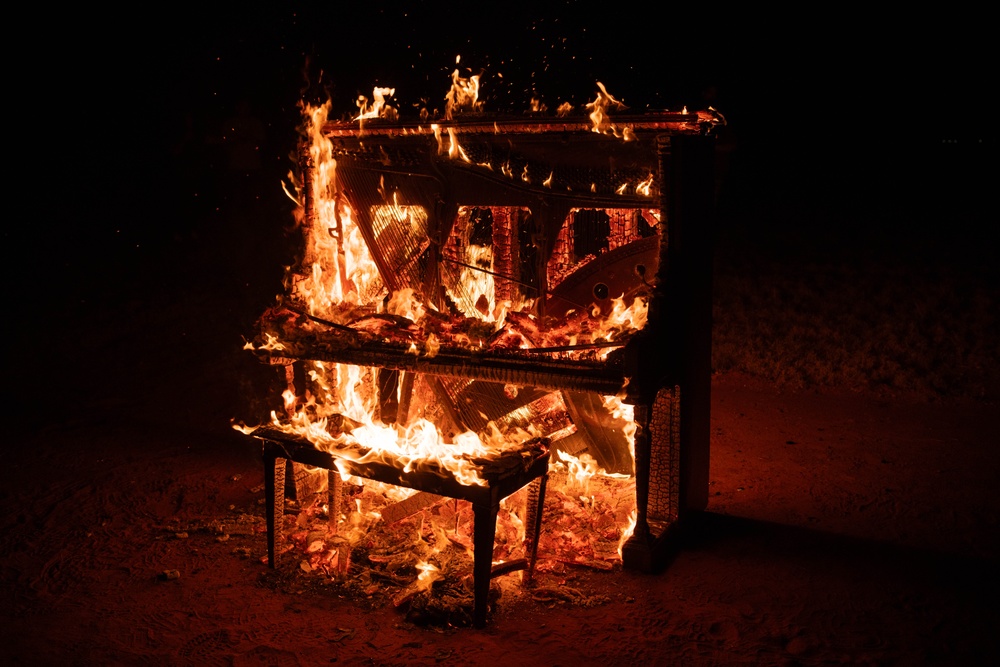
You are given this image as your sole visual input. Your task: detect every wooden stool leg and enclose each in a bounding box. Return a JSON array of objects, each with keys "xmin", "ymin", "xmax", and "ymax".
[
  {"xmin": 523, "ymin": 473, "xmax": 548, "ymax": 585},
  {"xmin": 264, "ymin": 449, "xmax": 287, "ymax": 569},
  {"xmin": 472, "ymin": 502, "xmax": 499, "ymax": 628},
  {"xmin": 327, "ymin": 470, "xmax": 342, "ymax": 534}
]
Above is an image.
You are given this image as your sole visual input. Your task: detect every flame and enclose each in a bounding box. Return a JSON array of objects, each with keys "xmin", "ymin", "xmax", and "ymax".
[
  {"xmin": 295, "ymin": 101, "xmax": 382, "ymax": 313},
  {"xmin": 262, "ymin": 101, "xmax": 522, "ymax": 490},
  {"xmin": 593, "ymin": 295, "xmax": 649, "ymax": 342},
  {"xmin": 414, "ymin": 560, "xmax": 443, "ymax": 591},
  {"xmin": 249, "ymin": 84, "xmax": 658, "ymax": 582},
  {"xmin": 386, "ymin": 288, "xmax": 426, "ymax": 322},
  {"xmin": 602, "ymin": 394, "xmax": 637, "ymax": 457},
  {"xmin": 556, "ymin": 450, "xmax": 602, "ymax": 496},
  {"xmin": 271, "ymin": 403, "xmax": 494, "ymax": 487},
  {"xmin": 444, "ymin": 66, "xmax": 481, "ymax": 120},
  {"xmin": 432, "ymin": 124, "xmax": 443, "ymax": 153},
  {"xmin": 355, "ymin": 86, "xmax": 397, "ymax": 121},
  {"xmin": 445, "ymin": 245, "xmax": 497, "ymax": 321},
  {"xmin": 424, "ymin": 333, "xmax": 440, "ymax": 358},
  {"xmin": 617, "ymin": 510, "xmax": 638, "ymax": 558},
  {"xmin": 636, "ymin": 173, "xmax": 655, "ymax": 196},
  {"xmin": 447, "ymin": 128, "xmax": 471, "ymax": 162},
  {"xmin": 432, "ymin": 124, "xmax": 471, "ymax": 162},
  {"xmin": 586, "ymin": 82, "xmax": 626, "ymax": 134}
]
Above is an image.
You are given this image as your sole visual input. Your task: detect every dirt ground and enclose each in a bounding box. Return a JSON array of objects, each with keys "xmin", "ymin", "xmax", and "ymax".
[{"xmin": 3, "ymin": 263, "xmax": 997, "ymax": 666}]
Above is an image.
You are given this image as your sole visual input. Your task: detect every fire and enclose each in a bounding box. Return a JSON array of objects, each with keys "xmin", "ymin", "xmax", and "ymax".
[
  {"xmin": 556, "ymin": 450, "xmax": 602, "ymax": 496},
  {"xmin": 445, "ymin": 245, "xmax": 497, "ymax": 320},
  {"xmin": 355, "ymin": 87, "xmax": 397, "ymax": 121},
  {"xmin": 296, "ymin": 100, "xmax": 382, "ymax": 311},
  {"xmin": 447, "ymin": 128, "xmax": 471, "ymax": 162},
  {"xmin": 617, "ymin": 510, "xmax": 638, "ymax": 558},
  {"xmin": 444, "ymin": 60, "xmax": 481, "ymax": 120},
  {"xmin": 244, "ymin": 67, "xmax": 672, "ymax": 602},
  {"xmin": 600, "ymin": 294, "xmax": 649, "ymax": 333},
  {"xmin": 414, "ymin": 560, "xmax": 444, "ymax": 591},
  {"xmin": 432, "ymin": 124, "xmax": 472, "ymax": 162},
  {"xmin": 636, "ymin": 173, "xmax": 655, "ymax": 196},
  {"xmin": 586, "ymin": 81, "xmax": 626, "ymax": 134}
]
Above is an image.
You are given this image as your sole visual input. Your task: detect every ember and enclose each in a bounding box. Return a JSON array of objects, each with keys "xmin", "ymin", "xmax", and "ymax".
[{"xmin": 238, "ymin": 66, "xmax": 720, "ymax": 626}]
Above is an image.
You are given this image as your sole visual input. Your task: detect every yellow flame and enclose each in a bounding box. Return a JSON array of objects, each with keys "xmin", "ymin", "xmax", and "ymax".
[
  {"xmin": 585, "ymin": 82, "xmax": 626, "ymax": 134},
  {"xmin": 432, "ymin": 124, "xmax": 443, "ymax": 153},
  {"xmin": 424, "ymin": 333, "xmax": 440, "ymax": 358},
  {"xmin": 295, "ymin": 101, "xmax": 381, "ymax": 313},
  {"xmin": 355, "ymin": 87, "xmax": 397, "ymax": 121},
  {"xmin": 617, "ymin": 510, "xmax": 638, "ymax": 558},
  {"xmin": 556, "ymin": 450, "xmax": 601, "ymax": 496},
  {"xmin": 251, "ymin": 92, "xmax": 650, "ymax": 569},
  {"xmin": 636, "ymin": 173, "xmax": 655, "ymax": 196},
  {"xmin": 592, "ymin": 295, "xmax": 649, "ymax": 342},
  {"xmin": 445, "ymin": 245, "xmax": 497, "ymax": 321},
  {"xmin": 447, "ymin": 128, "xmax": 471, "ymax": 162},
  {"xmin": 444, "ymin": 68, "xmax": 481, "ymax": 120},
  {"xmin": 386, "ymin": 288, "xmax": 426, "ymax": 322},
  {"xmin": 415, "ymin": 560, "xmax": 443, "ymax": 591}
]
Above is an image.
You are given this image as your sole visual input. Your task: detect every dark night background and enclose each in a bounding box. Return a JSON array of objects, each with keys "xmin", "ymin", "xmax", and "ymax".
[
  {"xmin": 10, "ymin": 2, "xmax": 995, "ymax": 441},
  {"xmin": 11, "ymin": 2, "xmax": 995, "ymax": 424},
  {"xmin": 19, "ymin": 6, "xmax": 994, "ymax": 270},
  {"xmin": 3, "ymin": 4, "xmax": 998, "ymax": 663}
]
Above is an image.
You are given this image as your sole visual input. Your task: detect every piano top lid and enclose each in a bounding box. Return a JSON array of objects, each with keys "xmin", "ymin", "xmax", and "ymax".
[{"xmin": 320, "ymin": 109, "xmax": 725, "ymax": 139}]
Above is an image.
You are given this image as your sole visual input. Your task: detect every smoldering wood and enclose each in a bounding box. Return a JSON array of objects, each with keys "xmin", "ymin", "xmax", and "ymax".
[
  {"xmin": 253, "ymin": 428, "xmax": 550, "ymax": 628},
  {"xmin": 379, "ymin": 491, "xmax": 445, "ymax": 525},
  {"xmin": 246, "ymin": 113, "xmax": 719, "ymax": 601}
]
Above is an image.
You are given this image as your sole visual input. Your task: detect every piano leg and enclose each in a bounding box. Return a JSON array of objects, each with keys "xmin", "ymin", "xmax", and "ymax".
[
  {"xmin": 264, "ymin": 447, "xmax": 286, "ymax": 569},
  {"xmin": 472, "ymin": 501, "xmax": 500, "ymax": 628},
  {"xmin": 523, "ymin": 473, "xmax": 548, "ymax": 585}
]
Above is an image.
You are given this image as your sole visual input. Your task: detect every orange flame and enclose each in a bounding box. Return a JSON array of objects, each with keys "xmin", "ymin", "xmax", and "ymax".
[
  {"xmin": 251, "ymin": 83, "xmax": 657, "ymax": 572},
  {"xmin": 444, "ymin": 63, "xmax": 481, "ymax": 120},
  {"xmin": 355, "ymin": 87, "xmax": 397, "ymax": 121},
  {"xmin": 636, "ymin": 173, "xmax": 655, "ymax": 196},
  {"xmin": 586, "ymin": 82, "xmax": 626, "ymax": 134}
]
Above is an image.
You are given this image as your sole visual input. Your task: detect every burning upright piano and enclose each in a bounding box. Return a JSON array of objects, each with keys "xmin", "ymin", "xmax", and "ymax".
[{"xmin": 242, "ymin": 91, "xmax": 721, "ymax": 621}]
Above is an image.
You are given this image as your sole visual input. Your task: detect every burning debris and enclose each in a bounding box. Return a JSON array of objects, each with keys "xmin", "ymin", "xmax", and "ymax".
[
  {"xmin": 260, "ymin": 458, "xmax": 634, "ymax": 626},
  {"xmin": 237, "ymin": 65, "xmax": 720, "ymax": 625}
]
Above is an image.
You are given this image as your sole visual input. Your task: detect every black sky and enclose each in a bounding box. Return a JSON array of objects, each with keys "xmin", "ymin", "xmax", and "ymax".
[{"xmin": 16, "ymin": 3, "xmax": 995, "ymax": 312}]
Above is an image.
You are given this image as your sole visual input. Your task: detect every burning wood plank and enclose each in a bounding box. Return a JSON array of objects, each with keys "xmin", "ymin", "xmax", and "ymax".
[{"xmin": 379, "ymin": 491, "xmax": 445, "ymax": 525}]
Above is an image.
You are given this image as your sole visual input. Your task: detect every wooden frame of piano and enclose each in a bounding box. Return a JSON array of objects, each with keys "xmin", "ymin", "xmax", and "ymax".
[{"xmin": 254, "ymin": 111, "xmax": 718, "ymax": 579}]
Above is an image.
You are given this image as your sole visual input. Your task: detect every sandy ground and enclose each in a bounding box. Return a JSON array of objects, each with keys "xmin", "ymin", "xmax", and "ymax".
[{"xmin": 3, "ymin": 263, "xmax": 997, "ymax": 666}]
